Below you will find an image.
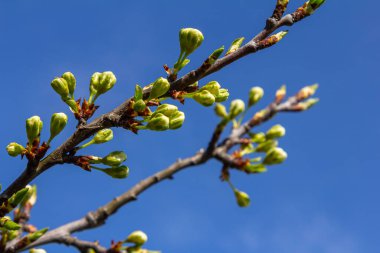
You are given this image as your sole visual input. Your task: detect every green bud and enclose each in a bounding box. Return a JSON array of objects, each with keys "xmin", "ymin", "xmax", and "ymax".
[
  {"xmin": 51, "ymin": 78, "xmax": 69, "ymax": 98},
  {"xmin": 21, "ymin": 185, "xmax": 37, "ymax": 207},
  {"xmin": 169, "ymin": 111, "xmax": 185, "ymax": 130},
  {"xmin": 26, "ymin": 116, "xmax": 43, "ymax": 144},
  {"xmin": 297, "ymin": 98, "xmax": 319, "ymax": 111},
  {"xmin": 89, "ymin": 71, "xmax": 117, "ymax": 103},
  {"xmin": 248, "ymin": 86, "xmax": 264, "ymax": 107},
  {"xmin": 8, "ymin": 230, "xmax": 20, "ymax": 241},
  {"xmin": 226, "ymin": 37, "xmax": 244, "ymax": 55},
  {"xmin": 244, "ymin": 164, "xmax": 267, "ymax": 174},
  {"xmin": 133, "ymin": 100, "xmax": 147, "ymax": 112},
  {"xmin": 263, "ymin": 147, "xmax": 288, "ymax": 165},
  {"xmin": 89, "ymin": 72, "xmax": 101, "ymax": 102},
  {"xmin": 306, "ymin": 0, "xmax": 326, "ymax": 14},
  {"xmin": 250, "ymin": 132, "xmax": 266, "ymax": 143},
  {"xmin": 94, "ymin": 129, "xmax": 114, "ymax": 144},
  {"xmin": 8, "ymin": 188, "xmax": 29, "ymax": 208},
  {"xmin": 266, "ymin": 124, "xmax": 286, "ymax": 139},
  {"xmin": 200, "ymin": 81, "xmax": 221, "ymax": 96},
  {"xmin": 134, "ymin": 84, "xmax": 143, "ymax": 101},
  {"xmin": 147, "ymin": 113, "xmax": 170, "ymax": 131},
  {"xmin": 94, "ymin": 165, "xmax": 129, "ymax": 179},
  {"xmin": 215, "ymin": 88, "xmax": 229, "ymax": 102},
  {"xmin": 6, "ymin": 142, "xmax": 25, "ymax": 157},
  {"xmin": 63, "ymin": 98, "xmax": 79, "ymax": 113},
  {"xmin": 193, "ymin": 90, "xmax": 215, "ymax": 107},
  {"xmin": 149, "ymin": 77, "xmax": 170, "ymax": 100},
  {"xmin": 61, "ymin": 72, "xmax": 76, "ymax": 98},
  {"xmin": 179, "ymin": 28, "xmax": 204, "ymax": 56},
  {"xmin": 30, "ymin": 249, "xmax": 47, "ymax": 253},
  {"xmin": 214, "ymin": 103, "xmax": 228, "ymax": 118},
  {"xmin": 234, "ymin": 190, "xmax": 250, "ymax": 207},
  {"xmin": 208, "ymin": 46, "xmax": 224, "ymax": 65},
  {"xmin": 152, "ymin": 104, "xmax": 178, "ymax": 117},
  {"xmin": 49, "ymin": 113, "xmax": 68, "ymax": 144},
  {"xmin": 255, "ymin": 140, "xmax": 278, "ymax": 153},
  {"xmin": 126, "ymin": 230, "xmax": 148, "ymax": 245},
  {"xmin": 28, "ymin": 228, "xmax": 48, "ymax": 242},
  {"xmin": 297, "ymin": 84, "xmax": 318, "ymax": 100},
  {"xmin": 229, "ymin": 99, "xmax": 245, "ymax": 119},
  {"xmin": 102, "ymin": 151, "xmax": 127, "ymax": 167},
  {"xmin": 0, "ymin": 217, "xmax": 21, "ymax": 230}
]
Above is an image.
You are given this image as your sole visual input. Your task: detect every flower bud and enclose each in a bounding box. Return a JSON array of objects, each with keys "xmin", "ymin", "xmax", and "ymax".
[
  {"xmin": 226, "ymin": 37, "xmax": 244, "ymax": 55},
  {"xmin": 61, "ymin": 72, "xmax": 76, "ymax": 98},
  {"xmin": 193, "ymin": 90, "xmax": 215, "ymax": 107},
  {"xmin": 101, "ymin": 151, "xmax": 127, "ymax": 167},
  {"xmin": 49, "ymin": 113, "xmax": 68, "ymax": 143},
  {"xmin": 26, "ymin": 116, "xmax": 43, "ymax": 144},
  {"xmin": 255, "ymin": 140, "xmax": 278, "ymax": 153},
  {"xmin": 97, "ymin": 71, "xmax": 117, "ymax": 95},
  {"xmin": 229, "ymin": 99, "xmax": 245, "ymax": 119},
  {"xmin": 248, "ymin": 86, "xmax": 264, "ymax": 107},
  {"xmin": 214, "ymin": 103, "xmax": 228, "ymax": 118},
  {"xmin": 244, "ymin": 164, "xmax": 267, "ymax": 174},
  {"xmin": 263, "ymin": 147, "xmax": 288, "ymax": 165},
  {"xmin": 149, "ymin": 77, "xmax": 170, "ymax": 100},
  {"xmin": 250, "ymin": 132, "xmax": 266, "ymax": 143},
  {"xmin": 234, "ymin": 190, "xmax": 250, "ymax": 207},
  {"xmin": 153, "ymin": 104, "xmax": 178, "ymax": 117},
  {"xmin": 6, "ymin": 142, "xmax": 25, "ymax": 157},
  {"xmin": 266, "ymin": 124, "xmax": 286, "ymax": 139},
  {"xmin": 89, "ymin": 72, "xmax": 101, "ymax": 101},
  {"xmin": 179, "ymin": 28, "xmax": 204, "ymax": 56},
  {"xmin": 30, "ymin": 249, "xmax": 47, "ymax": 253},
  {"xmin": 215, "ymin": 88, "xmax": 229, "ymax": 102},
  {"xmin": 297, "ymin": 84, "xmax": 318, "ymax": 100},
  {"xmin": 94, "ymin": 129, "xmax": 114, "ymax": 144},
  {"xmin": 297, "ymin": 98, "xmax": 319, "ymax": 111},
  {"xmin": 95, "ymin": 165, "xmax": 129, "ymax": 179},
  {"xmin": 147, "ymin": 113, "xmax": 170, "ymax": 131},
  {"xmin": 0, "ymin": 217, "xmax": 21, "ymax": 230},
  {"xmin": 200, "ymin": 81, "xmax": 221, "ymax": 96},
  {"xmin": 133, "ymin": 99, "xmax": 147, "ymax": 112},
  {"xmin": 207, "ymin": 46, "xmax": 224, "ymax": 65},
  {"xmin": 275, "ymin": 85, "xmax": 287, "ymax": 103},
  {"xmin": 126, "ymin": 230, "xmax": 148, "ymax": 245},
  {"xmin": 27, "ymin": 228, "xmax": 48, "ymax": 242},
  {"xmin": 51, "ymin": 77, "xmax": 69, "ymax": 98},
  {"xmin": 169, "ymin": 111, "xmax": 185, "ymax": 130}
]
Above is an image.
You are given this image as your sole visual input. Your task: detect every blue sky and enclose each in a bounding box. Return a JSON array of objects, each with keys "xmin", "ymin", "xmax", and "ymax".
[{"xmin": 0, "ymin": 0, "xmax": 378, "ymax": 252}]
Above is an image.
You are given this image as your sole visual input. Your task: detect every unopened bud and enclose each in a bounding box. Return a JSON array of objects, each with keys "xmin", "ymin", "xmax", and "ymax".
[
  {"xmin": 26, "ymin": 116, "xmax": 43, "ymax": 144},
  {"xmin": 8, "ymin": 188, "xmax": 29, "ymax": 208},
  {"xmin": 30, "ymin": 249, "xmax": 47, "ymax": 253},
  {"xmin": 275, "ymin": 85, "xmax": 287, "ymax": 103},
  {"xmin": 234, "ymin": 190, "xmax": 250, "ymax": 207},
  {"xmin": 126, "ymin": 230, "xmax": 148, "ymax": 245},
  {"xmin": 102, "ymin": 151, "xmax": 127, "ymax": 167},
  {"xmin": 6, "ymin": 142, "xmax": 25, "ymax": 157},
  {"xmin": 179, "ymin": 28, "xmax": 204, "ymax": 56},
  {"xmin": 215, "ymin": 88, "xmax": 229, "ymax": 102},
  {"xmin": 21, "ymin": 185, "xmax": 37, "ymax": 207},
  {"xmin": 51, "ymin": 78, "xmax": 69, "ymax": 98},
  {"xmin": 229, "ymin": 99, "xmax": 245, "ymax": 119},
  {"xmin": 169, "ymin": 111, "xmax": 185, "ymax": 130},
  {"xmin": 297, "ymin": 98, "xmax": 319, "ymax": 111},
  {"xmin": 95, "ymin": 165, "xmax": 129, "ymax": 179},
  {"xmin": 244, "ymin": 164, "xmax": 267, "ymax": 174},
  {"xmin": 208, "ymin": 46, "xmax": 224, "ymax": 65},
  {"xmin": 153, "ymin": 104, "xmax": 178, "ymax": 117},
  {"xmin": 147, "ymin": 113, "xmax": 170, "ymax": 131},
  {"xmin": 61, "ymin": 72, "xmax": 76, "ymax": 98},
  {"xmin": 200, "ymin": 81, "xmax": 221, "ymax": 96},
  {"xmin": 134, "ymin": 84, "xmax": 143, "ymax": 101},
  {"xmin": 28, "ymin": 228, "xmax": 48, "ymax": 242},
  {"xmin": 0, "ymin": 217, "xmax": 21, "ymax": 230},
  {"xmin": 250, "ymin": 132, "xmax": 266, "ymax": 143},
  {"xmin": 226, "ymin": 37, "xmax": 244, "ymax": 55},
  {"xmin": 94, "ymin": 129, "xmax": 113, "ymax": 144},
  {"xmin": 49, "ymin": 113, "xmax": 68, "ymax": 143},
  {"xmin": 305, "ymin": 0, "xmax": 326, "ymax": 15},
  {"xmin": 255, "ymin": 140, "xmax": 278, "ymax": 153},
  {"xmin": 149, "ymin": 77, "xmax": 170, "ymax": 100},
  {"xmin": 297, "ymin": 84, "xmax": 318, "ymax": 100},
  {"xmin": 133, "ymin": 100, "xmax": 147, "ymax": 112},
  {"xmin": 89, "ymin": 71, "xmax": 117, "ymax": 103},
  {"xmin": 263, "ymin": 147, "xmax": 288, "ymax": 165},
  {"xmin": 248, "ymin": 86, "xmax": 264, "ymax": 107},
  {"xmin": 266, "ymin": 124, "xmax": 286, "ymax": 139},
  {"xmin": 214, "ymin": 104, "xmax": 228, "ymax": 118},
  {"xmin": 193, "ymin": 90, "xmax": 216, "ymax": 107}
]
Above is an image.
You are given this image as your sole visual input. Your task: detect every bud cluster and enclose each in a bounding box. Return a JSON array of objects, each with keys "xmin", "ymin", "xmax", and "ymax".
[
  {"xmin": 51, "ymin": 72, "xmax": 78, "ymax": 112},
  {"xmin": 142, "ymin": 104, "xmax": 185, "ymax": 131},
  {"xmin": 89, "ymin": 151, "xmax": 129, "ymax": 179},
  {"xmin": 186, "ymin": 81, "xmax": 229, "ymax": 107},
  {"xmin": 89, "ymin": 71, "xmax": 117, "ymax": 104}
]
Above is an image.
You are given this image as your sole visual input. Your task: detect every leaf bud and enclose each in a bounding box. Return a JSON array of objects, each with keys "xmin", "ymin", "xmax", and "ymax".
[
  {"xmin": 147, "ymin": 113, "xmax": 170, "ymax": 131},
  {"xmin": 27, "ymin": 228, "xmax": 49, "ymax": 242},
  {"xmin": 101, "ymin": 151, "xmax": 127, "ymax": 167},
  {"xmin": 248, "ymin": 86, "xmax": 264, "ymax": 107},
  {"xmin": 26, "ymin": 116, "xmax": 43, "ymax": 145},
  {"xmin": 7, "ymin": 188, "xmax": 29, "ymax": 208},
  {"xmin": 215, "ymin": 88, "xmax": 229, "ymax": 102},
  {"xmin": 207, "ymin": 46, "xmax": 224, "ymax": 65},
  {"xmin": 51, "ymin": 78, "xmax": 69, "ymax": 98},
  {"xmin": 244, "ymin": 164, "xmax": 267, "ymax": 174},
  {"xmin": 297, "ymin": 98, "xmax": 319, "ymax": 111},
  {"xmin": 234, "ymin": 190, "xmax": 250, "ymax": 207},
  {"xmin": 263, "ymin": 147, "xmax": 288, "ymax": 165},
  {"xmin": 266, "ymin": 124, "xmax": 286, "ymax": 139},
  {"xmin": 179, "ymin": 28, "xmax": 204, "ymax": 56},
  {"xmin": 61, "ymin": 72, "xmax": 76, "ymax": 98},
  {"xmin": 193, "ymin": 90, "xmax": 215, "ymax": 107},
  {"xmin": 305, "ymin": 0, "xmax": 326, "ymax": 15},
  {"xmin": 6, "ymin": 142, "xmax": 25, "ymax": 157},
  {"xmin": 297, "ymin": 84, "xmax": 318, "ymax": 100},
  {"xmin": 214, "ymin": 103, "xmax": 228, "ymax": 118},
  {"xmin": 0, "ymin": 217, "xmax": 21, "ymax": 230},
  {"xmin": 149, "ymin": 77, "xmax": 170, "ymax": 100},
  {"xmin": 275, "ymin": 85, "xmax": 287, "ymax": 103},
  {"xmin": 229, "ymin": 99, "xmax": 245, "ymax": 119},
  {"xmin": 169, "ymin": 111, "xmax": 185, "ymax": 130},
  {"xmin": 125, "ymin": 230, "xmax": 148, "ymax": 245},
  {"xmin": 21, "ymin": 185, "xmax": 37, "ymax": 207},
  {"xmin": 226, "ymin": 37, "xmax": 244, "ymax": 55},
  {"xmin": 49, "ymin": 113, "xmax": 68, "ymax": 144}
]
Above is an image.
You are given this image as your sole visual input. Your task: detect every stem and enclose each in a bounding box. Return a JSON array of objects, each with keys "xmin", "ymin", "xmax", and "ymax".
[{"xmin": 78, "ymin": 139, "xmax": 95, "ymax": 149}]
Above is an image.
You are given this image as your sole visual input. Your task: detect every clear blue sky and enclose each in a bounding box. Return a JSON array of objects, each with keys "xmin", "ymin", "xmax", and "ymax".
[{"xmin": 0, "ymin": 1, "xmax": 378, "ymax": 252}]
